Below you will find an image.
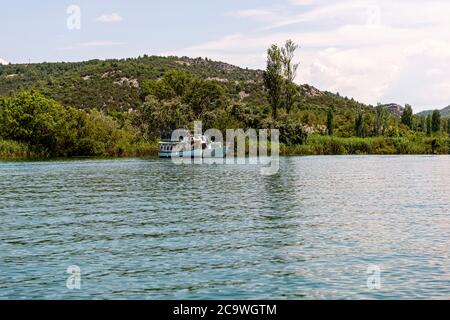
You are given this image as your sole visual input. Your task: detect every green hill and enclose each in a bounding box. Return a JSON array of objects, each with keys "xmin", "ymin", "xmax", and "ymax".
[
  {"xmin": 0, "ymin": 56, "xmax": 263, "ymax": 111},
  {"xmin": 0, "ymin": 55, "xmax": 369, "ymax": 116},
  {"xmin": 3, "ymin": 55, "xmax": 448, "ymax": 159},
  {"xmin": 417, "ymin": 106, "xmax": 450, "ymax": 118}
]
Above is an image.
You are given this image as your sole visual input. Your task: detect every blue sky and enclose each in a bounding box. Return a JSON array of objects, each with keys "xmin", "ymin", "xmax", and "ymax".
[{"xmin": 1, "ymin": 0, "xmax": 450, "ymax": 111}]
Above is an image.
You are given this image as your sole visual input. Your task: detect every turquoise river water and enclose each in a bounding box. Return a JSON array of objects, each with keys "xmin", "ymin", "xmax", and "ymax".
[{"xmin": 0, "ymin": 156, "xmax": 449, "ymax": 299}]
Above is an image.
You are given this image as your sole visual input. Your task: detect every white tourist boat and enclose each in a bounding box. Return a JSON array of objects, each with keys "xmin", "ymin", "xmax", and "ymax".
[{"xmin": 158, "ymin": 131, "xmax": 228, "ymax": 159}]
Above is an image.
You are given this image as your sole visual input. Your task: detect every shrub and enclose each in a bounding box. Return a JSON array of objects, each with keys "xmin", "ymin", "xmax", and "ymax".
[{"xmin": 0, "ymin": 139, "xmax": 32, "ymax": 158}]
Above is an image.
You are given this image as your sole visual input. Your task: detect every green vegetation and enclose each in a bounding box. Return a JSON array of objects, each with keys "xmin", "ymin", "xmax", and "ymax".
[
  {"xmin": 1, "ymin": 42, "xmax": 450, "ymax": 159},
  {"xmin": 263, "ymin": 45, "xmax": 284, "ymax": 119},
  {"xmin": 427, "ymin": 115, "xmax": 432, "ymax": 135},
  {"xmin": 327, "ymin": 108, "xmax": 334, "ymax": 136},
  {"xmin": 432, "ymin": 110, "xmax": 441, "ymax": 133},
  {"xmin": 0, "ymin": 91, "xmax": 150, "ymax": 158},
  {"xmin": 401, "ymin": 104, "xmax": 413, "ymax": 129},
  {"xmin": 281, "ymin": 134, "xmax": 450, "ymax": 156},
  {"xmin": 0, "ymin": 139, "xmax": 33, "ymax": 158},
  {"xmin": 281, "ymin": 40, "xmax": 300, "ymax": 114}
]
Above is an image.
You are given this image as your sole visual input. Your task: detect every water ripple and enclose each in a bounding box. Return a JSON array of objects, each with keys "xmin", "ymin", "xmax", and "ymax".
[{"xmin": 0, "ymin": 156, "xmax": 449, "ymax": 299}]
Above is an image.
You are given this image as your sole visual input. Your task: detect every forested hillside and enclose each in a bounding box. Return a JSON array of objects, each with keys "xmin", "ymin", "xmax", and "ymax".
[
  {"xmin": 0, "ymin": 55, "xmax": 368, "ymax": 116},
  {"xmin": 1, "ymin": 48, "xmax": 450, "ymax": 158},
  {"xmin": 0, "ymin": 56, "xmax": 263, "ymax": 111},
  {"xmin": 418, "ymin": 106, "xmax": 450, "ymax": 118}
]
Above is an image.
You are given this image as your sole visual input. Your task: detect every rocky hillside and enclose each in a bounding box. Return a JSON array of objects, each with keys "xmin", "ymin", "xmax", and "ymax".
[
  {"xmin": 0, "ymin": 55, "xmax": 385, "ymax": 118},
  {"xmin": 380, "ymin": 103, "xmax": 405, "ymax": 117},
  {"xmin": 0, "ymin": 56, "xmax": 265, "ymax": 111},
  {"xmin": 417, "ymin": 106, "xmax": 450, "ymax": 118}
]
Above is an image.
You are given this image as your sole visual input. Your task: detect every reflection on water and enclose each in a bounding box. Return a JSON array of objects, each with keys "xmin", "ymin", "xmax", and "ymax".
[{"xmin": 0, "ymin": 156, "xmax": 449, "ymax": 299}]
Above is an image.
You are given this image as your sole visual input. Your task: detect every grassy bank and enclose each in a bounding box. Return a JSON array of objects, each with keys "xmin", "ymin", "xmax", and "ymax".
[
  {"xmin": 0, "ymin": 138, "xmax": 157, "ymax": 160},
  {"xmin": 2, "ymin": 135, "xmax": 450, "ymax": 160},
  {"xmin": 281, "ymin": 134, "xmax": 450, "ymax": 156},
  {"xmin": 0, "ymin": 139, "xmax": 36, "ymax": 159}
]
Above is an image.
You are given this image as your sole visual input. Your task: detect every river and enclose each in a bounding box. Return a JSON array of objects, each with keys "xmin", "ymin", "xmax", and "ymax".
[{"xmin": 0, "ymin": 156, "xmax": 449, "ymax": 299}]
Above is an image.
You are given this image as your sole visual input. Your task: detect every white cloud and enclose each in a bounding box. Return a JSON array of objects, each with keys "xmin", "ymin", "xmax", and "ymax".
[
  {"xmin": 167, "ymin": 0, "xmax": 450, "ymax": 111},
  {"xmin": 95, "ymin": 13, "xmax": 123, "ymax": 23},
  {"xmin": 0, "ymin": 58, "xmax": 8, "ymax": 65}
]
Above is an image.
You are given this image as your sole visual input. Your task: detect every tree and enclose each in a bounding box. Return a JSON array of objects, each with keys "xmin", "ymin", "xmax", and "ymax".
[
  {"xmin": 141, "ymin": 79, "xmax": 176, "ymax": 101},
  {"xmin": 275, "ymin": 117, "xmax": 309, "ymax": 145},
  {"xmin": 0, "ymin": 91, "xmax": 138, "ymax": 157},
  {"xmin": 140, "ymin": 70, "xmax": 225, "ymax": 127},
  {"xmin": 401, "ymin": 104, "xmax": 413, "ymax": 129},
  {"xmin": 421, "ymin": 116, "xmax": 427, "ymax": 134},
  {"xmin": 432, "ymin": 110, "xmax": 441, "ymax": 133},
  {"xmin": 0, "ymin": 91, "xmax": 67, "ymax": 154},
  {"xmin": 447, "ymin": 118, "xmax": 450, "ymax": 135},
  {"xmin": 327, "ymin": 108, "xmax": 334, "ymax": 136},
  {"xmin": 136, "ymin": 96, "xmax": 194, "ymax": 139},
  {"xmin": 281, "ymin": 40, "xmax": 300, "ymax": 113},
  {"xmin": 77, "ymin": 110, "xmax": 126, "ymax": 156},
  {"xmin": 355, "ymin": 112, "xmax": 365, "ymax": 138},
  {"xmin": 141, "ymin": 69, "xmax": 193, "ymax": 101},
  {"xmin": 374, "ymin": 105, "xmax": 388, "ymax": 136},
  {"xmin": 426, "ymin": 114, "xmax": 432, "ymax": 135},
  {"xmin": 263, "ymin": 44, "xmax": 284, "ymax": 119},
  {"xmin": 184, "ymin": 79, "xmax": 225, "ymax": 120},
  {"xmin": 164, "ymin": 69, "xmax": 193, "ymax": 96}
]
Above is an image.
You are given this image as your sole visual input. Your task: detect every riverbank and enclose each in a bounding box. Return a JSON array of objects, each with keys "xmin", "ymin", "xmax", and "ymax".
[
  {"xmin": 0, "ymin": 139, "xmax": 158, "ymax": 160},
  {"xmin": 280, "ymin": 134, "xmax": 450, "ymax": 156},
  {"xmin": 2, "ymin": 134, "xmax": 450, "ymax": 160},
  {"xmin": 0, "ymin": 140, "xmax": 35, "ymax": 159}
]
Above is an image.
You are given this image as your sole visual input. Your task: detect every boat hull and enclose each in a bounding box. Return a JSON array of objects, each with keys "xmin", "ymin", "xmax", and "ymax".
[
  {"xmin": 158, "ymin": 149, "xmax": 203, "ymax": 158},
  {"xmin": 158, "ymin": 147, "xmax": 228, "ymax": 159}
]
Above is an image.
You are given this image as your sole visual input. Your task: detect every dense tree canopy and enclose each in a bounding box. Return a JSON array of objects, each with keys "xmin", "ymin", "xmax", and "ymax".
[
  {"xmin": 264, "ymin": 45, "xmax": 284, "ymax": 119},
  {"xmin": 401, "ymin": 104, "xmax": 413, "ymax": 129},
  {"xmin": 0, "ymin": 91, "xmax": 143, "ymax": 157},
  {"xmin": 432, "ymin": 110, "xmax": 441, "ymax": 133},
  {"xmin": 1, "ymin": 51, "xmax": 450, "ymax": 158}
]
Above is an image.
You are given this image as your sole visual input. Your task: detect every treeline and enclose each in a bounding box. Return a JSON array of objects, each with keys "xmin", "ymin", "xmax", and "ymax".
[
  {"xmin": 321, "ymin": 104, "xmax": 450, "ymax": 139},
  {"xmin": 261, "ymin": 41, "xmax": 450, "ymax": 139},
  {"xmin": 0, "ymin": 91, "xmax": 150, "ymax": 157},
  {"xmin": 1, "ymin": 41, "xmax": 450, "ymax": 158},
  {"xmin": 136, "ymin": 68, "xmax": 310, "ymax": 145},
  {"xmin": 283, "ymin": 135, "xmax": 450, "ymax": 156}
]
